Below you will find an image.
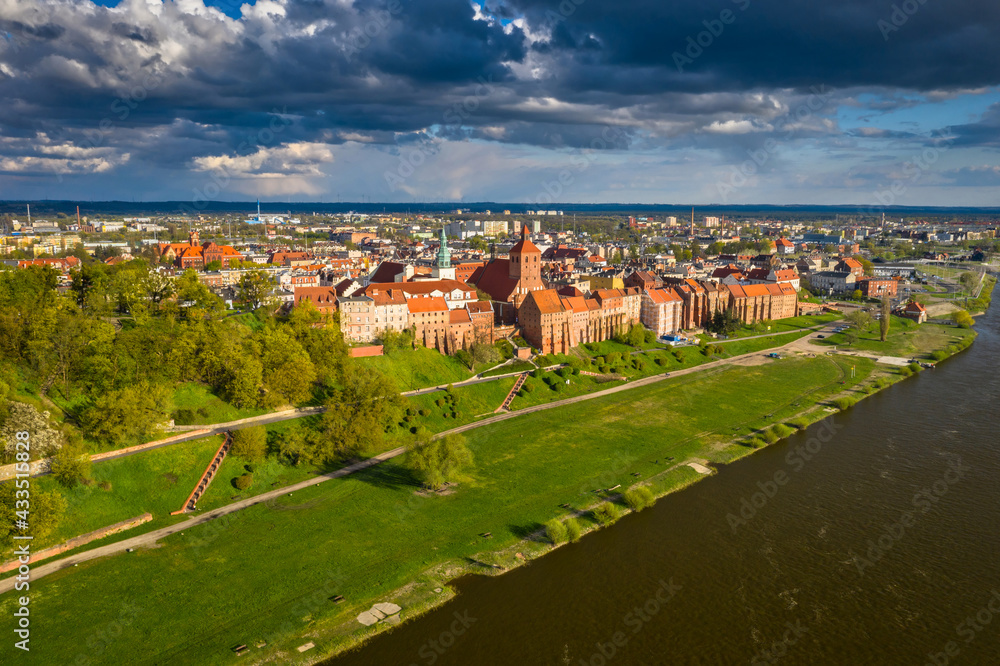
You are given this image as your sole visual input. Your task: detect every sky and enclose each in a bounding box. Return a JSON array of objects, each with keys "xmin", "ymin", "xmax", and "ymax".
[{"xmin": 1, "ymin": 0, "xmax": 999, "ymax": 208}]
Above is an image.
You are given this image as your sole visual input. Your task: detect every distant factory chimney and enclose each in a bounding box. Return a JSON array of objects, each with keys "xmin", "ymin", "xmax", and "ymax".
[{"xmin": 76, "ymin": 205, "xmax": 81, "ymax": 226}]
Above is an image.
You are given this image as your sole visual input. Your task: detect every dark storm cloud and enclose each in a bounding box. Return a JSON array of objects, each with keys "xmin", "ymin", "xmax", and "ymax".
[{"xmin": 0, "ymin": 0, "xmax": 998, "ymax": 188}]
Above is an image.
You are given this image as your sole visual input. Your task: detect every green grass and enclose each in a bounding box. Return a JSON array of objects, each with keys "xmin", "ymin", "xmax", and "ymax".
[
  {"xmin": 810, "ymin": 317, "xmax": 976, "ymax": 359},
  {"xmin": 580, "ymin": 339, "xmax": 636, "ymax": 356},
  {"xmin": 359, "ymin": 346, "xmax": 473, "ymax": 391},
  {"xmin": 480, "ymin": 361, "xmax": 535, "ymax": 378},
  {"xmin": 1, "ymin": 356, "xmax": 877, "ymax": 666},
  {"xmin": 1, "ymin": 435, "xmax": 225, "ymax": 559},
  {"xmin": 170, "ymin": 383, "xmax": 266, "ymax": 424},
  {"xmin": 718, "ymin": 312, "xmax": 841, "ymax": 339}
]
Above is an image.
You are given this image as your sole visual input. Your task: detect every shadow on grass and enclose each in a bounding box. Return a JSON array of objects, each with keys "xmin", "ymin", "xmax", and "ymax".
[
  {"xmin": 508, "ymin": 521, "xmax": 545, "ymax": 541},
  {"xmin": 350, "ymin": 461, "xmax": 422, "ymax": 490}
]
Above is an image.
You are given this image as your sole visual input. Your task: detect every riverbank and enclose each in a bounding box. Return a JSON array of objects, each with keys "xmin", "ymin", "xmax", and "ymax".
[{"xmin": 0, "ymin": 325, "xmax": 976, "ymax": 665}]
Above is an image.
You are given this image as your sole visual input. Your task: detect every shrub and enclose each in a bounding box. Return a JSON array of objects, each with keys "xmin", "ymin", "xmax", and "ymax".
[
  {"xmin": 772, "ymin": 424, "xmax": 795, "ymax": 439},
  {"xmin": 762, "ymin": 428, "xmax": 779, "ymax": 444},
  {"xmin": 908, "ymin": 362, "xmax": 921, "ymax": 373},
  {"xmin": 606, "ymin": 352, "xmax": 622, "ymax": 365},
  {"xmin": 551, "ymin": 381, "xmax": 564, "ymax": 392},
  {"xmin": 233, "ymin": 474, "xmax": 253, "ymax": 490},
  {"xmin": 931, "ymin": 350, "xmax": 948, "ymax": 361},
  {"xmin": 833, "ymin": 396, "xmax": 856, "ymax": 410},
  {"xmin": 522, "ymin": 382, "xmax": 534, "ymax": 393},
  {"xmin": 600, "ymin": 365, "xmax": 611, "ymax": 374},
  {"xmin": 655, "ymin": 357, "xmax": 667, "ymax": 366},
  {"xmin": 231, "ymin": 426, "xmax": 267, "ymax": 461},
  {"xmin": 899, "ymin": 366, "xmax": 913, "ymax": 377},
  {"xmin": 572, "ymin": 367, "xmax": 580, "ymax": 375},
  {"xmin": 419, "ymin": 408, "xmax": 431, "ymax": 417},
  {"xmin": 531, "ymin": 368, "xmax": 543, "ymax": 379},
  {"xmin": 557, "ymin": 367, "xmax": 570, "ymax": 378},
  {"xmin": 172, "ymin": 408, "xmax": 196, "ymax": 425},
  {"xmin": 746, "ymin": 437, "xmax": 765, "ymax": 449},
  {"xmin": 566, "ymin": 517, "xmax": 583, "ymax": 542},
  {"xmin": 545, "ymin": 519, "xmax": 568, "ymax": 545},
  {"xmin": 435, "ymin": 398, "xmax": 444, "ymax": 407},
  {"xmin": 244, "ymin": 463, "xmax": 256, "ymax": 473},
  {"xmin": 99, "ymin": 481, "xmax": 112, "ymax": 491},
  {"xmin": 592, "ymin": 502, "xmax": 621, "ymax": 526},
  {"xmin": 623, "ymin": 487, "xmax": 655, "ymax": 511},
  {"xmin": 788, "ymin": 417, "xmax": 810, "ymax": 430}
]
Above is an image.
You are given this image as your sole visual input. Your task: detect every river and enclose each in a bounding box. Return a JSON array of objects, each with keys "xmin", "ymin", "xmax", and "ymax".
[{"xmin": 330, "ymin": 301, "xmax": 1000, "ymax": 666}]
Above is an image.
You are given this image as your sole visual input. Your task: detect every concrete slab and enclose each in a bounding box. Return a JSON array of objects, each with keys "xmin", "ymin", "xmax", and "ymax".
[
  {"xmin": 357, "ymin": 611, "xmax": 380, "ymax": 626},
  {"xmin": 687, "ymin": 462, "xmax": 713, "ymax": 475},
  {"xmin": 297, "ymin": 642, "xmax": 315, "ymax": 652},
  {"xmin": 876, "ymin": 356, "xmax": 911, "ymax": 366},
  {"xmin": 373, "ymin": 602, "xmax": 401, "ymax": 616}
]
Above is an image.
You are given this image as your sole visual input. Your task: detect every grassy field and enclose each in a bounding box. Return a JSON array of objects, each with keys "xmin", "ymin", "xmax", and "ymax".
[
  {"xmin": 170, "ymin": 383, "xmax": 267, "ymax": 425},
  {"xmin": 1, "ymin": 435, "xmax": 225, "ymax": 560},
  {"xmin": 358, "ymin": 346, "xmax": 473, "ymax": 390},
  {"xmin": 810, "ymin": 317, "xmax": 975, "ymax": 358},
  {"xmin": 0, "ymin": 355, "xmax": 883, "ymax": 666},
  {"xmin": 718, "ymin": 312, "xmax": 841, "ymax": 339}
]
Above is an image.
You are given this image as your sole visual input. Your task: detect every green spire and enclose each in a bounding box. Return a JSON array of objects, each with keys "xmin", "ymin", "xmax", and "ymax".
[{"xmin": 437, "ymin": 227, "xmax": 451, "ymax": 268}]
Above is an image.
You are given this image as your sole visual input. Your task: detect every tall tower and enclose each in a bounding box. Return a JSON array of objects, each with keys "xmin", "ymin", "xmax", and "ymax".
[
  {"xmin": 508, "ymin": 224, "xmax": 543, "ymax": 294},
  {"xmin": 432, "ymin": 227, "xmax": 456, "ymax": 280}
]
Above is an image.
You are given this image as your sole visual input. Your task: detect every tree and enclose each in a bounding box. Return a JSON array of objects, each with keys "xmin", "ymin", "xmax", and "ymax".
[
  {"xmin": 317, "ymin": 365, "xmax": 403, "ymax": 461},
  {"xmin": 851, "ymin": 289, "xmax": 864, "ymax": 301},
  {"xmin": 954, "ymin": 310, "xmax": 974, "ymax": 328},
  {"xmin": 204, "ymin": 260, "xmax": 223, "ymax": 272},
  {"xmin": 0, "ymin": 483, "xmax": 67, "ymax": 549},
  {"xmin": 259, "ymin": 327, "xmax": 316, "ymax": 405},
  {"xmin": 176, "ymin": 269, "xmax": 224, "ymax": 318},
  {"xmin": 80, "ymin": 381, "xmax": 169, "ymax": 447},
  {"xmin": 846, "ymin": 310, "xmax": 872, "ymax": 332},
  {"xmin": 407, "ymin": 432, "xmax": 474, "ymax": 490},
  {"xmin": 708, "ymin": 308, "xmax": 742, "ymax": 336},
  {"xmin": 230, "ymin": 426, "xmax": 267, "ymax": 461},
  {"xmin": 853, "ymin": 255, "xmax": 874, "ymax": 276},
  {"xmin": 238, "ymin": 270, "xmax": 274, "ymax": 311},
  {"xmin": 842, "ymin": 330, "xmax": 858, "ymax": 346},
  {"xmin": 960, "ymin": 272, "xmax": 979, "ymax": 294},
  {"xmin": 1, "ymin": 402, "xmax": 66, "ymax": 461},
  {"xmin": 49, "ymin": 433, "xmax": 92, "ymax": 487},
  {"xmin": 879, "ymin": 296, "xmax": 891, "ymax": 342}
]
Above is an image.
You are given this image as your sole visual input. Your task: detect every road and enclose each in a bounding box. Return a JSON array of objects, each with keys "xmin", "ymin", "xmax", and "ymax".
[{"xmin": 0, "ymin": 326, "xmax": 842, "ymax": 592}]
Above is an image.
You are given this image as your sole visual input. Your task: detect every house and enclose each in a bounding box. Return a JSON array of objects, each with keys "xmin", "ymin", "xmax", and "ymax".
[
  {"xmin": 293, "ymin": 286, "xmax": 339, "ymax": 315},
  {"xmin": 157, "ymin": 231, "xmax": 243, "ymax": 269},
  {"xmin": 834, "ymin": 258, "xmax": 865, "ymax": 278},
  {"xmin": 468, "ymin": 225, "xmax": 546, "ymax": 323},
  {"xmin": 856, "ymin": 277, "xmax": 898, "ymax": 299},
  {"xmin": 624, "ymin": 270, "xmax": 662, "ymax": 291},
  {"xmin": 724, "ymin": 283, "xmax": 798, "ymax": 324},
  {"xmin": 900, "ymin": 300, "xmax": 927, "ymax": 324},
  {"xmin": 775, "ymin": 237, "xmax": 796, "ymax": 255},
  {"xmin": 810, "ymin": 271, "xmax": 857, "ymax": 294},
  {"xmin": 641, "ymin": 287, "xmax": 684, "ymax": 337},
  {"xmin": 339, "ymin": 288, "xmax": 409, "ymax": 342}
]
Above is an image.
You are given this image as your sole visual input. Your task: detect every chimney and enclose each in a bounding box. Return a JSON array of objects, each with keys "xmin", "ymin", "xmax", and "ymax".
[{"xmin": 76, "ymin": 206, "xmax": 81, "ymax": 226}]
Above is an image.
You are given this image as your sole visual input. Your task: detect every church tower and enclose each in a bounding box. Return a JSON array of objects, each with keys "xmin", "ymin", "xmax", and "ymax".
[
  {"xmin": 508, "ymin": 224, "xmax": 543, "ymax": 295},
  {"xmin": 432, "ymin": 227, "xmax": 456, "ymax": 280}
]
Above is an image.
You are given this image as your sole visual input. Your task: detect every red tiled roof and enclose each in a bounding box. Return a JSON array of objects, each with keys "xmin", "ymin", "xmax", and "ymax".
[
  {"xmin": 407, "ymin": 296, "xmax": 449, "ymax": 313},
  {"xmin": 526, "ymin": 289, "xmax": 566, "ymax": 314},
  {"xmin": 468, "ymin": 259, "xmax": 519, "ymax": 302},
  {"xmin": 509, "ymin": 225, "xmax": 541, "ymax": 255}
]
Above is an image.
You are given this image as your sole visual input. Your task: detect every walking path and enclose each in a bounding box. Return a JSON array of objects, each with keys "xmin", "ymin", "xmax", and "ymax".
[{"xmin": 1, "ymin": 326, "xmax": 849, "ymax": 593}]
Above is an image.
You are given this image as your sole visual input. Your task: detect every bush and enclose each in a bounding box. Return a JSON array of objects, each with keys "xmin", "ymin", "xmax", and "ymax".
[
  {"xmin": 522, "ymin": 381, "xmax": 534, "ymax": 393},
  {"xmin": 572, "ymin": 367, "xmax": 580, "ymax": 375},
  {"xmin": 655, "ymin": 357, "xmax": 667, "ymax": 366},
  {"xmin": 230, "ymin": 426, "xmax": 267, "ymax": 461},
  {"xmin": 788, "ymin": 417, "xmax": 810, "ymax": 430},
  {"xmin": 606, "ymin": 352, "xmax": 622, "ymax": 365},
  {"xmin": 592, "ymin": 502, "xmax": 621, "ymax": 526},
  {"xmin": 931, "ymin": 350, "xmax": 948, "ymax": 361},
  {"xmin": 772, "ymin": 424, "xmax": 795, "ymax": 439},
  {"xmin": 599, "ymin": 365, "xmax": 611, "ymax": 374},
  {"xmin": 908, "ymin": 362, "xmax": 921, "ymax": 373},
  {"xmin": 233, "ymin": 473, "xmax": 253, "ymax": 490},
  {"xmin": 556, "ymin": 367, "xmax": 570, "ymax": 378},
  {"xmin": 566, "ymin": 517, "xmax": 583, "ymax": 542},
  {"xmin": 435, "ymin": 398, "xmax": 444, "ymax": 407},
  {"xmin": 762, "ymin": 428, "xmax": 779, "ymax": 444},
  {"xmin": 551, "ymin": 381, "xmax": 564, "ymax": 392},
  {"xmin": 899, "ymin": 366, "xmax": 913, "ymax": 377},
  {"xmin": 172, "ymin": 408, "xmax": 196, "ymax": 425},
  {"xmin": 833, "ymin": 396, "xmax": 856, "ymax": 410},
  {"xmin": 244, "ymin": 463, "xmax": 256, "ymax": 473},
  {"xmin": 623, "ymin": 487, "xmax": 655, "ymax": 511},
  {"xmin": 545, "ymin": 519, "xmax": 568, "ymax": 545},
  {"xmin": 99, "ymin": 481, "xmax": 112, "ymax": 491}
]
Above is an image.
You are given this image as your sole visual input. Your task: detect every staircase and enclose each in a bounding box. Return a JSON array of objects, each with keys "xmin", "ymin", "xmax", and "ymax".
[
  {"xmin": 495, "ymin": 373, "xmax": 529, "ymax": 413},
  {"xmin": 170, "ymin": 432, "xmax": 233, "ymax": 515}
]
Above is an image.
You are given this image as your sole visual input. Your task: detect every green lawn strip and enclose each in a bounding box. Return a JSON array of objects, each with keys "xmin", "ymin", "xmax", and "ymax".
[
  {"xmin": 358, "ymin": 347, "xmax": 473, "ymax": 391},
  {"xmin": 0, "ymin": 358, "xmax": 865, "ymax": 665},
  {"xmin": 480, "ymin": 361, "xmax": 534, "ymax": 378},
  {"xmin": 810, "ymin": 318, "xmax": 975, "ymax": 358},
  {"xmin": 718, "ymin": 313, "xmax": 841, "ymax": 339},
  {"xmin": 0, "ymin": 435, "xmax": 224, "ymax": 561},
  {"xmin": 170, "ymin": 382, "xmax": 268, "ymax": 425}
]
